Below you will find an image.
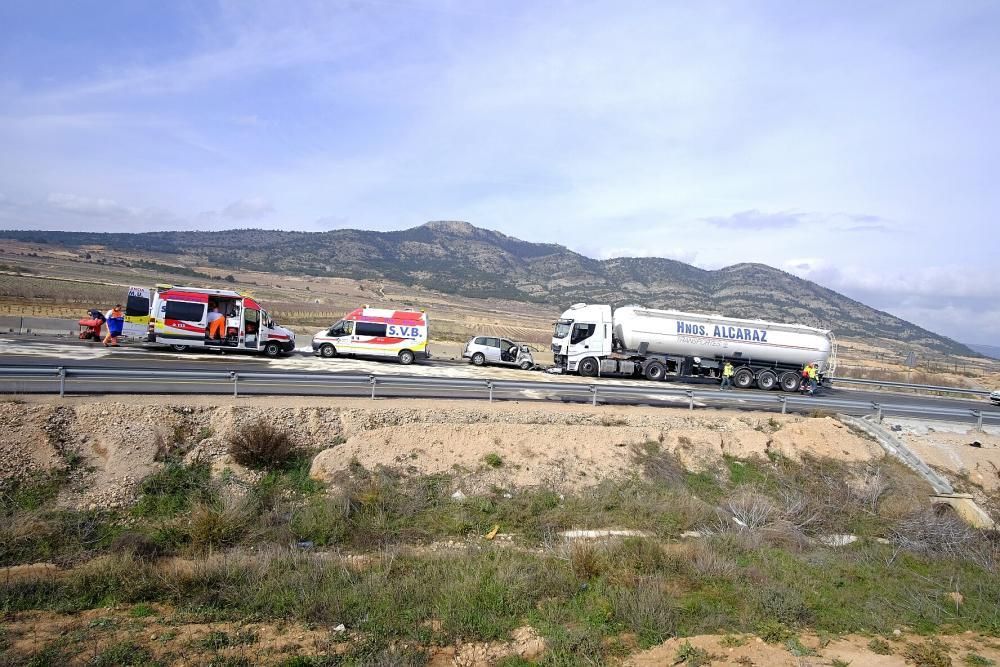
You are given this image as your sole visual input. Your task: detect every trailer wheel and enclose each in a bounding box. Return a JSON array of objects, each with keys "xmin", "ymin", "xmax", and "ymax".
[
  {"xmin": 170, "ymin": 345, "xmax": 189, "ymax": 353},
  {"xmin": 579, "ymin": 357, "xmax": 599, "ymax": 377},
  {"xmin": 644, "ymin": 361, "xmax": 665, "ymax": 381},
  {"xmin": 398, "ymin": 349, "xmax": 415, "ymax": 365},
  {"xmin": 779, "ymin": 371, "xmax": 801, "ymax": 392},
  {"xmin": 471, "ymin": 352, "xmax": 486, "ymax": 366},
  {"xmin": 264, "ymin": 342, "xmax": 281, "ymax": 358},
  {"xmin": 320, "ymin": 344, "xmax": 336, "ymax": 358},
  {"xmin": 756, "ymin": 370, "xmax": 777, "ymax": 391},
  {"xmin": 733, "ymin": 368, "xmax": 755, "ymax": 389}
]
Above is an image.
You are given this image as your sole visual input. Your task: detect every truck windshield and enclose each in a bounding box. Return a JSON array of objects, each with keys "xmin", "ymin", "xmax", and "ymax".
[{"xmin": 554, "ymin": 319, "xmax": 572, "ymax": 339}]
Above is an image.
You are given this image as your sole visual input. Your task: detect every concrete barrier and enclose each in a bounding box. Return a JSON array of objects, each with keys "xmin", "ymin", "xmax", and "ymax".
[{"xmin": 0, "ymin": 316, "xmax": 78, "ymax": 336}]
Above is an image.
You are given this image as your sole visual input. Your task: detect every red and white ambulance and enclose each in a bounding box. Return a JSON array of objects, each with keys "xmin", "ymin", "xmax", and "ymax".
[
  {"xmin": 125, "ymin": 284, "xmax": 295, "ymax": 357},
  {"xmin": 311, "ymin": 306, "xmax": 429, "ymax": 365}
]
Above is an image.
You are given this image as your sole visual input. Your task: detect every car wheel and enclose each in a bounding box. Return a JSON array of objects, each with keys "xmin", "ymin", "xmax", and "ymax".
[
  {"xmin": 579, "ymin": 357, "xmax": 599, "ymax": 377},
  {"xmin": 264, "ymin": 342, "xmax": 281, "ymax": 358},
  {"xmin": 644, "ymin": 361, "xmax": 665, "ymax": 381},
  {"xmin": 756, "ymin": 370, "xmax": 777, "ymax": 391},
  {"xmin": 398, "ymin": 349, "xmax": 415, "ymax": 365},
  {"xmin": 472, "ymin": 352, "xmax": 486, "ymax": 366},
  {"xmin": 519, "ymin": 361, "xmax": 533, "ymax": 371},
  {"xmin": 170, "ymin": 345, "xmax": 189, "ymax": 352},
  {"xmin": 320, "ymin": 344, "xmax": 336, "ymax": 358}
]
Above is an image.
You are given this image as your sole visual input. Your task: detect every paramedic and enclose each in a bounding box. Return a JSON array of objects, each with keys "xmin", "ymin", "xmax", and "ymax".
[
  {"xmin": 207, "ymin": 306, "xmax": 225, "ymax": 340},
  {"xmin": 103, "ymin": 304, "xmax": 124, "ymax": 347},
  {"xmin": 720, "ymin": 361, "xmax": 734, "ymax": 390}
]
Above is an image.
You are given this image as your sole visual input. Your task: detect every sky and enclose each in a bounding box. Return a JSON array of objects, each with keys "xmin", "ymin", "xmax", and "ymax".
[{"xmin": 0, "ymin": 1, "xmax": 996, "ymax": 345}]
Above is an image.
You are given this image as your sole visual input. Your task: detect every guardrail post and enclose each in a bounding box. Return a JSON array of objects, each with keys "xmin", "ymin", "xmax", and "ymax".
[
  {"xmin": 369, "ymin": 374, "xmax": 376, "ymax": 400},
  {"xmin": 589, "ymin": 384, "xmax": 598, "ymax": 407},
  {"xmin": 872, "ymin": 402, "xmax": 882, "ymax": 423},
  {"xmin": 686, "ymin": 390, "xmax": 694, "ymax": 410},
  {"xmin": 230, "ymin": 371, "xmax": 239, "ymax": 398},
  {"xmin": 487, "ymin": 381, "xmax": 494, "ymax": 403},
  {"xmin": 778, "ymin": 395, "xmax": 787, "ymax": 414},
  {"xmin": 973, "ymin": 410, "xmax": 983, "ymax": 433},
  {"xmin": 57, "ymin": 366, "xmax": 66, "ymax": 398}
]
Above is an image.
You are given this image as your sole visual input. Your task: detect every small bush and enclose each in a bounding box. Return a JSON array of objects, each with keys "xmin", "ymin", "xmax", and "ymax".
[
  {"xmin": 868, "ymin": 637, "xmax": 893, "ymax": 655},
  {"xmin": 674, "ymin": 640, "xmax": 712, "ymax": 666},
  {"xmin": 228, "ymin": 420, "xmax": 298, "ymax": 469},
  {"xmin": 93, "ymin": 641, "xmax": 151, "ymax": 666},
  {"xmin": 484, "ymin": 453, "xmax": 503, "ymax": 468},
  {"xmin": 110, "ymin": 532, "xmax": 162, "ymax": 561},
  {"xmin": 188, "ymin": 497, "xmax": 251, "ymax": 550},
  {"xmin": 609, "ymin": 577, "xmax": 677, "ymax": 647},
  {"xmin": 965, "ymin": 654, "xmax": 996, "ymax": 666},
  {"xmin": 902, "ymin": 639, "xmax": 952, "ymax": 667},
  {"xmin": 133, "ymin": 460, "xmax": 213, "ymax": 518}
]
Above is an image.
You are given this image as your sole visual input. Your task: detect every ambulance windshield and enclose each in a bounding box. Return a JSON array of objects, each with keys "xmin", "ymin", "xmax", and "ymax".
[{"xmin": 554, "ymin": 319, "xmax": 572, "ymax": 339}]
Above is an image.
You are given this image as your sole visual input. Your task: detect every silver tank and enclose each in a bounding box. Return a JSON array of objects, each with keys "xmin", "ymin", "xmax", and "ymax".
[{"xmin": 613, "ymin": 306, "xmax": 834, "ymax": 370}]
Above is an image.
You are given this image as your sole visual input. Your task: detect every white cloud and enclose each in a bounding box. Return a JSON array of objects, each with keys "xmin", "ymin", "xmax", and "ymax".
[
  {"xmin": 222, "ymin": 197, "xmax": 274, "ymax": 220},
  {"xmin": 46, "ymin": 193, "xmax": 135, "ymax": 217},
  {"xmin": 703, "ymin": 210, "xmax": 809, "ymax": 230}
]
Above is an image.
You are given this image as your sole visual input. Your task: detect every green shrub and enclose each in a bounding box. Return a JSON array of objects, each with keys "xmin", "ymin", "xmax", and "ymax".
[
  {"xmin": 227, "ymin": 420, "xmax": 298, "ymax": 469},
  {"xmin": 133, "ymin": 460, "xmax": 213, "ymax": 518},
  {"xmin": 484, "ymin": 453, "xmax": 503, "ymax": 468}
]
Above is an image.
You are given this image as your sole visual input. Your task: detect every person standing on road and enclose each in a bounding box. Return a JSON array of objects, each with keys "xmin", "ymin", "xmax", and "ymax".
[
  {"xmin": 720, "ymin": 361, "xmax": 734, "ymax": 390},
  {"xmin": 807, "ymin": 363, "xmax": 819, "ymax": 395},
  {"xmin": 103, "ymin": 304, "xmax": 124, "ymax": 347}
]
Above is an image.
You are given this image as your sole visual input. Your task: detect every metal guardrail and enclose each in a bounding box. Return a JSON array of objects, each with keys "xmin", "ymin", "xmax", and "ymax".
[
  {"xmin": 830, "ymin": 375, "xmax": 990, "ymax": 397},
  {"xmin": 1, "ymin": 365, "xmax": 997, "ymax": 430}
]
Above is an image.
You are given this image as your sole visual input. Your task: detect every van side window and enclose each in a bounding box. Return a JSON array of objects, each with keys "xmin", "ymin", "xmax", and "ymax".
[
  {"xmin": 484, "ymin": 337, "xmax": 500, "ymax": 347},
  {"xmin": 570, "ymin": 323, "xmax": 596, "ymax": 344},
  {"xmin": 165, "ymin": 301, "xmax": 205, "ymax": 323},
  {"xmin": 355, "ymin": 322, "xmax": 387, "ymax": 337}
]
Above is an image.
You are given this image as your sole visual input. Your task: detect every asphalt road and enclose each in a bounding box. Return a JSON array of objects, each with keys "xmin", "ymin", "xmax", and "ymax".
[{"xmin": 2, "ymin": 335, "xmax": 998, "ymax": 425}]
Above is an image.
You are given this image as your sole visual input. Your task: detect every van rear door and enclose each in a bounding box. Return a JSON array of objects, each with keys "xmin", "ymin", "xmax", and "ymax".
[{"xmin": 123, "ymin": 286, "xmax": 151, "ymax": 337}]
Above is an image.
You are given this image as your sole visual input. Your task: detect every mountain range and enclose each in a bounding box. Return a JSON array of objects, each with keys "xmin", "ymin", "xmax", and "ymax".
[{"xmin": 0, "ymin": 221, "xmax": 973, "ymax": 356}]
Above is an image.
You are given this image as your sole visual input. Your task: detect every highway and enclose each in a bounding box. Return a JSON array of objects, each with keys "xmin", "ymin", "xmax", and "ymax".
[{"xmin": 2, "ymin": 335, "xmax": 998, "ymax": 425}]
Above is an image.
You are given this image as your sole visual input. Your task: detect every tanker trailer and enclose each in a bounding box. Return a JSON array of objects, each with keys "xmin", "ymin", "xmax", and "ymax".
[{"xmin": 551, "ymin": 303, "xmax": 836, "ymax": 391}]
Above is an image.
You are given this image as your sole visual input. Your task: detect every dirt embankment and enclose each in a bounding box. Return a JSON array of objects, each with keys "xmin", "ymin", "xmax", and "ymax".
[{"xmin": 2, "ymin": 396, "xmax": 884, "ymax": 506}]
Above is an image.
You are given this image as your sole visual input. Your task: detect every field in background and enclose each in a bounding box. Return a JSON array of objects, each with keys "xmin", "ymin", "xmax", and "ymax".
[{"xmin": 1, "ymin": 239, "xmax": 997, "ymax": 387}]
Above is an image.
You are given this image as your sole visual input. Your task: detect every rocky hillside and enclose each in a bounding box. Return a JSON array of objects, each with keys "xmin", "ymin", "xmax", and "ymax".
[{"xmin": 0, "ymin": 221, "xmax": 973, "ymax": 355}]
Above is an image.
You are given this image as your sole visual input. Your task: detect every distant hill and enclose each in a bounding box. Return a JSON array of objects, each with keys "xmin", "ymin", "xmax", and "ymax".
[
  {"xmin": 967, "ymin": 343, "xmax": 1000, "ymax": 360},
  {"xmin": 0, "ymin": 221, "xmax": 975, "ymax": 355}
]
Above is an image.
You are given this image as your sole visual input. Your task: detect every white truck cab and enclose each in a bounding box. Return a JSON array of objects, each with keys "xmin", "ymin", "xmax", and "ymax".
[{"xmin": 551, "ymin": 303, "xmax": 613, "ymax": 375}]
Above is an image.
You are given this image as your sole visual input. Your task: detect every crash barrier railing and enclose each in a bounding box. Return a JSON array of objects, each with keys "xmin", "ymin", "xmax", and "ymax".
[
  {"xmin": 2, "ymin": 365, "xmax": 997, "ymax": 431},
  {"xmin": 829, "ymin": 375, "xmax": 990, "ymax": 397}
]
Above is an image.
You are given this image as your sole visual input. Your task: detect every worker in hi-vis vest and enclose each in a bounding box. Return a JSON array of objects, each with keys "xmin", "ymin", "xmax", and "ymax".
[{"xmin": 720, "ymin": 361, "xmax": 734, "ymax": 390}]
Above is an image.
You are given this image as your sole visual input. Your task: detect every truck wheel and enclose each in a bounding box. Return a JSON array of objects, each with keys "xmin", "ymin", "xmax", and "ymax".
[
  {"xmin": 733, "ymin": 368, "xmax": 755, "ymax": 389},
  {"xmin": 320, "ymin": 344, "xmax": 336, "ymax": 358},
  {"xmin": 644, "ymin": 361, "xmax": 665, "ymax": 381},
  {"xmin": 579, "ymin": 357, "xmax": 599, "ymax": 377},
  {"xmin": 170, "ymin": 345, "xmax": 189, "ymax": 352},
  {"xmin": 519, "ymin": 361, "xmax": 533, "ymax": 371},
  {"xmin": 471, "ymin": 352, "xmax": 486, "ymax": 366},
  {"xmin": 398, "ymin": 349, "xmax": 415, "ymax": 365},
  {"xmin": 756, "ymin": 370, "xmax": 777, "ymax": 391},
  {"xmin": 264, "ymin": 342, "xmax": 281, "ymax": 358},
  {"xmin": 779, "ymin": 371, "xmax": 801, "ymax": 392}
]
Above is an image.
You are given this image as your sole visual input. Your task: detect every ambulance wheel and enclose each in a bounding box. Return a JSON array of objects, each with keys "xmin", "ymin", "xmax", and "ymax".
[
  {"xmin": 171, "ymin": 345, "xmax": 189, "ymax": 352},
  {"xmin": 398, "ymin": 350, "xmax": 415, "ymax": 365},
  {"xmin": 264, "ymin": 342, "xmax": 281, "ymax": 358},
  {"xmin": 579, "ymin": 357, "xmax": 599, "ymax": 377},
  {"xmin": 779, "ymin": 371, "xmax": 801, "ymax": 392},
  {"xmin": 520, "ymin": 361, "xmax": 533, "ymax": 371},
  {"xmin": 320, "ymin": 344, "xmax": 337, "ymax": 358},
  {"xmin": 756, "ymin": 370, "xmax": 778, "ymax": 391},
  {"xmin": 644, "ymin": 361, "xmax": 665, "ymax": 381},
  {"xmin": 471, "ymin": 352, "xmax": 486, "ymax": 366},
  {"xmin": 733, "ymin": 368, "xmax": 755, "ymax": 389}
]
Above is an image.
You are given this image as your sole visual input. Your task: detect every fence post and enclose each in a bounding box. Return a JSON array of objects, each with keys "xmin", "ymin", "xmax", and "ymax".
[
  {"xmin": 369, "ymin": 374, "xmax": 376, "ymax": 400},
  {"xmin": 589, "ymin": 384, "xmax": 598, "ymax": 407},
  {"xmin": 487, "ymin": 381, "xmax": 494, "ymax": 403},
  {"xmin": 973, "ymin": 410, "xmax": 983, "ymax": 433},
  {"xmin": 778, "ymin": 395, "xmax": 787, "ymax": 414},
  {"xmin": 687, "ymin": 390, "xmax": 694, "ymax": 410},
  {"xmin": 58, "ymin": 366, "xmax": 66, "ymax": 398},
  {"xmin": 872, "ymin": 402, "xmax": 882, "ymax": 423},
  {"xmin": 231, "ymin": 371, "xmax": 239, "ymax": 398}
]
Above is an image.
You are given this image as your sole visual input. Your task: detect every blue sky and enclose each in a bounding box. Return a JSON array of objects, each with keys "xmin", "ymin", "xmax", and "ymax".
[{"xmin": 0, "ymin": 1, "xmax": 996, "ymax": 345}]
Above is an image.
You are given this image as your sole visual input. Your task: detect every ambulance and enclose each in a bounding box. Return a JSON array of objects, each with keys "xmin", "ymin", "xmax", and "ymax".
[
  {"xmin": 124, "ymin": 284, "xmax": 296, "ymax": 357},
  {"xmin": 311, "ymin": 306, "xmax": 429, "ymax": 365}
]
